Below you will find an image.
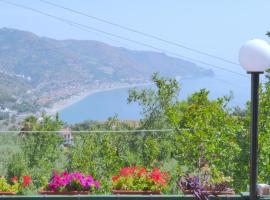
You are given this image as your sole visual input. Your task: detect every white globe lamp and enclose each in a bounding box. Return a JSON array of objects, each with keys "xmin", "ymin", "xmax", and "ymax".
[{"xmin": 239, "ymin": 39, "xmax": 270, "ymax": 72}]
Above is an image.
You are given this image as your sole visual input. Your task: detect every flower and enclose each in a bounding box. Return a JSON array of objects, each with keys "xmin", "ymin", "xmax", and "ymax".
[
  {"xmin": 112, "ymin": 175, "xmax": 120, "ymax": 182},
  {"xmin": 22, "ymin": 176, "xmax": 31, "ymax": 187},
  {"xmin": 11, "ymin": 176, "xmax": 18, "ymax": 183},
  {"xmin": 112, "ymin": 166, "xmax": 169, "ymax": 191},
  {"xmin": 137, "ymin": 167, "xmax": 147, "ymax": 177},
  {"xmin": 149, "ymin": 168, "xmax": 167, "ymax": 185},
  {"xmin": 130, "ymin": 166, "xmax": 138, "ymax": 174},
  {"xmin": 0, "ymin": 175, "xmax": 31, "ymax": 193},
  {"xmin": 120, "ymin": 167, "xmax": 132, "ymax": 176},
  {"xmin": 45, "ymin": 171, "xmax": 100, "ymax": 192},
  {"xmin": 119, "ymin": 166, "xmax": 138, "ymax": 176},
  {"xmin": 61, "ymin": 171, "xmax": 69, "ymax": 177},
  {"xmin": 94, "ymin": 181, "xmax": 100, "ymax": 189}
]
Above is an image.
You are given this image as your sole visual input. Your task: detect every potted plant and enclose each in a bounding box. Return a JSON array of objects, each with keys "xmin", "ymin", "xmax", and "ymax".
[
  {"xmin": 111, "ymin": 166, "xmax": 169, "ymax": 195},
  {"xmin": 0, "ymin": 175, "xmax": 31, "ymax": 195},
  {"xmin": 178, "ymin": 167, "xmax": 235, "ymax": 200},
  {"xmin": 39, "ymin": 170, "xmax": 100, "ymax": 195}
]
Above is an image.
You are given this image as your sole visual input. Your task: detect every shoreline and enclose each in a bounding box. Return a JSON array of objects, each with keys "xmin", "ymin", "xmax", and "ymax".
[{"xmin": 46, "ymin": 82, "xmax": 154, "ymax": 115}]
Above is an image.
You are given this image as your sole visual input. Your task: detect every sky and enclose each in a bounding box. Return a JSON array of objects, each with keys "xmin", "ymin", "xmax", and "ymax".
[{"xmin": 0, "ymin": 0, "xmax": 269, "ymax": 78}]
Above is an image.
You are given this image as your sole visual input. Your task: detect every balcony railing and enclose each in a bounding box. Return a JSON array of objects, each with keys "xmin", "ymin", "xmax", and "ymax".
[{"xmin": 0, "ymin": 193, "xmax": 256, "ymax": 200}]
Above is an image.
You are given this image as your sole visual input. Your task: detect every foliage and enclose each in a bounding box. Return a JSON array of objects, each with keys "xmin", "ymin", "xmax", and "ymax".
[
  {"xmin": 129, "ymin": 73, "xmax": 247, "ymax": 191},
  {"xmin": 0, "ymin": 177, "xmax": 20, "ymax": 193},
  {"xmin": 255, "ymin": 74, "xmax": 270, "ymax": 184},
  {"xmin": 0, "ymin": 175, "xmax": 31, "ymax": 194},
  {"xmin": 257, "ymin": 34, "xmax": 270, "ymax": 184},
  {"xmin": 6, "ymin": 153, "xmax": 28, "ymax": 181},
  {"xmin": 128, "ymin": 72, "xmax": 179, "ymax": 129},
  {"xmin": 0, "ymin": 132, "xmax": 19, "ymax": 175},
  {"xmin": 6, "ymin": 114, "xmax": 65, "ymax": 190},
  {"xmin": 111, "ymin": 166, "xmax": 169, "ymax": 192}
]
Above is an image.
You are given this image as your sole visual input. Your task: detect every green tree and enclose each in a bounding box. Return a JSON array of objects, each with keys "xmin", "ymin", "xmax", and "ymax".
[
  {"xmin": 128, "ymin": 73, "xmax": 179, "ymax": 129},
  {"xmin": 128, "ymin": 74, "xmax": 247, "ymax": 191},
  {"xmin": 253, "ymin": 73, "xmax": 270, "ymax": 184},
  {"xmin": 7, "ymin": 114, "xmax": 64, "ymax": 189}
]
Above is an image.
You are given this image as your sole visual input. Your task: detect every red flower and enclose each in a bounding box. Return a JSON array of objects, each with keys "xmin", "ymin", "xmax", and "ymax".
[
  {"xmin": 120, "ymin": 167, "xmax": 130, "ymax": 176},
  {"xmin": 11, "ymin": 176, "xmax": 18, "ymax": 183},
  {"xmin": 120, "ymin": 167, "xmax": 137, "ymax": 176},
  {"xmin": 137, "ymin": 167, "xmax": 147, "ymax": 176},
  {"xmin": 112, "ymin": 175, "xmax": 120, "ymax": 182},
  {"xmin": 158, "ymin": 177, "xmax": 166, "ymax": 186},
  {"xmin": 130, "ymin": 166, "xmax": 138, "ymax": 174},
  {"xmin": 150, "ymin": 168, "xmax": 167, "ymax": 185},
  {"xmin": 22, "ymin": 175, "xmax": 31, "ymax": 187}
]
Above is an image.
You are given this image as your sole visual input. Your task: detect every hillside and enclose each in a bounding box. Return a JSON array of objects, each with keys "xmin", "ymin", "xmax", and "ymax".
[{"xmin": 0, "ymin": 28, "xmax": 213, "ymax": 113}]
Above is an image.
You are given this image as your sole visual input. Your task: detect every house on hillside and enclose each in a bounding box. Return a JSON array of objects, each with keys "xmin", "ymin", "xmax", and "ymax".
[{"xmin": 58, "ymin": 128, "xmax": 73, "ymax": 147}]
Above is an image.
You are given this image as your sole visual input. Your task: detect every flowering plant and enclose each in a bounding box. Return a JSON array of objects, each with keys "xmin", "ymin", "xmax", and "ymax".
[
  {"xmin": 43, "ymin": 170, "xmax": 100, "ymax": 192},
  {"xmin": 111, "ymin": 166, "xmax": 169, "ymax": 192},
  {"xmin": 178, "ymin": 174, "xmax": 209, "ymax": 200},
  {"xmin": 0, "ymin": 175, "xmax": 31, "ymax": 193},
  {"xmin": 178, "ymin": 169, "xmax": 234, "ymax": 200}
]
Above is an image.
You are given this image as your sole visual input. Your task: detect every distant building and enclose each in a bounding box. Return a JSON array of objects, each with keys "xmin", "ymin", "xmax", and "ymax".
[{"xmin": 58, "ymin": 128, "xmax": 73, "ymax": 147}]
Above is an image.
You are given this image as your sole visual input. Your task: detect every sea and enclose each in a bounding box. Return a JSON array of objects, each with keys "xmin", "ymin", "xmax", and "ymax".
[{"xmin": 60, "ymin": 73, "xmax": 255, "ymax": 124}]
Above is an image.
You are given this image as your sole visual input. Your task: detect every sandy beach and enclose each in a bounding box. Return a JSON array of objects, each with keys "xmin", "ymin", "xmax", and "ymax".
[{"xmin": 46, "ymin": 82, "xmax": 153, "ymax": 115}]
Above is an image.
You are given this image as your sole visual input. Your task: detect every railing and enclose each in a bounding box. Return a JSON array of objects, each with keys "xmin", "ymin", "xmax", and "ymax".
[{"xmin": 0, "ymin": 193, "xmax": 255, "ymax": 200}]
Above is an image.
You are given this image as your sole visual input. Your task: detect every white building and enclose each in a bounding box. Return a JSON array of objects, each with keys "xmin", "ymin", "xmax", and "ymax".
[{"xmin": 58, "ymin": 128, "xmax": 73, "ymax": 146}]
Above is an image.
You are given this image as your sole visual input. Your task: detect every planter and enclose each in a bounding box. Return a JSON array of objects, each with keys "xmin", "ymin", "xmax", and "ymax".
[
  {"xmin": 0, "ymin": 191, "xmax": 16, "ymax": 195},
  {"xmin": 182, "ymin": 190, "xmax": 235, "ymax": 195},
  {"xmin": 112, "ymin": 190, "xmax": 161, "ymax": 195},
  {"xmin": 39, "ymin": 190, "xmax": 90, "ymax": 195}
]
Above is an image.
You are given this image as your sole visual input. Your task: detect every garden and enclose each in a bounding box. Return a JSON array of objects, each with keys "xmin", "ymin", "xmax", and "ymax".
[{"xmin": 1, "ymin": 73, "xmax": 270, "ymax": 199}]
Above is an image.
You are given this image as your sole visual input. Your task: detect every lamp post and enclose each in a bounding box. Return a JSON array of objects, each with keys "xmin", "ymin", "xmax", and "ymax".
[{"xmin": 239, "ymin": 39, "xmax": 270, "ymax": 200}]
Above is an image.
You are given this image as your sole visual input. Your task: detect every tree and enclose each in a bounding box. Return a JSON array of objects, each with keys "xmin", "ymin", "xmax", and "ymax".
[
  {"xmin": 128, "ymin": 74, "xmax": 247, "ymax": 191},
  {"xmin": 7, "ymin": 114, "xmax": 64, "ymax": 189},
  {"xmin": 253, "ymin": 72, "xmax": 270, "ymax": 184},
  {"xmin": 128, "ymin": 72, "xmax": 179, "ymax": 129}
]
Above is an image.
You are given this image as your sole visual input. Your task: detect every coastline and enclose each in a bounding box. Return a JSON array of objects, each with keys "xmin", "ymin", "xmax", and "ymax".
[{"xmin": 46, "ymin": 82, "xmax": 153, "ymax": 115}]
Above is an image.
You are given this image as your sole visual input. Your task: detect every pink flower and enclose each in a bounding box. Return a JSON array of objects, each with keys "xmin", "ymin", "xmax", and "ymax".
[
  {"xmin": 94, "ymin": 181, "xmax": 100, "ymax": 188},
  {"xmin": 47, "ymin": 171, "xmax": 100, "ymax": 191}
]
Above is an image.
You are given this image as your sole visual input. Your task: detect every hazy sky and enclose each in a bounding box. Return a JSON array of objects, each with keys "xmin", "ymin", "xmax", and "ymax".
[{"xmin": 0, "ymin": 0, "xmax": 269, "ymax": 77}]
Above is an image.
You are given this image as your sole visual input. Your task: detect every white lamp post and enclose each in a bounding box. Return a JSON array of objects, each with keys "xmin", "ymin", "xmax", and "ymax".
[{"xmin": 239, "ymin": 39, "xmax": 270, "ymax": 200}]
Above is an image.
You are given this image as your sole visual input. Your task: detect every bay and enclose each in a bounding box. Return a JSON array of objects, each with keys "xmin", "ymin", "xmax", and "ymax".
[{"xmin": 60, "ymin": 74, "xmax": 251, "ymax": 123}]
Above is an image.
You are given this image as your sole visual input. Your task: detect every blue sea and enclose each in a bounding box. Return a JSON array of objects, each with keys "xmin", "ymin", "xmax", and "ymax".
[{"xmin": 60, "ymin": 73, "xmax": 254, "ymax": 124}]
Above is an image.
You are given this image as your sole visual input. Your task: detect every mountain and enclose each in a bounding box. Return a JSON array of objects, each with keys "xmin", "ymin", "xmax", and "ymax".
[{"xmin": 0, "ymin": 28, "xmax": 213, "ymax": 113}]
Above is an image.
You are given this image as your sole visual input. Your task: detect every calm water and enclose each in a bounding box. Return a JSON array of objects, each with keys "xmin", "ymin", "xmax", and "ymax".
[{"xmin": 60, "ymin": 74, "xmax": 252, "ymax": 123}]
